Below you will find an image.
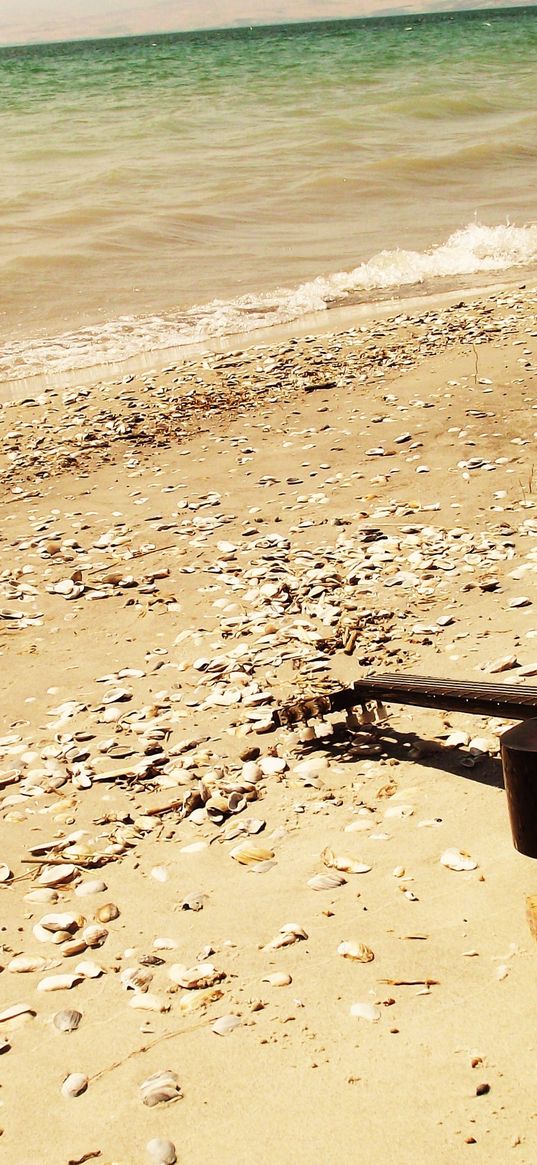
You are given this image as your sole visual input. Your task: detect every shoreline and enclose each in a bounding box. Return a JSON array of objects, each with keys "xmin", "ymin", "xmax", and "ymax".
[
  {"xmin": 1, "ymin": 270, "xmax": 534, "ymax": 404},
  {"xmin": 1, "ymin": 283, "xmax": 536, "ymax": 1164}
]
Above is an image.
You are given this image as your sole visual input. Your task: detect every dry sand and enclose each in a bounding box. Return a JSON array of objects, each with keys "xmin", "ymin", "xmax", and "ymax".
[{"xmin": 0, "ymin": 285, "xmax": 536, "ymax": 1165}]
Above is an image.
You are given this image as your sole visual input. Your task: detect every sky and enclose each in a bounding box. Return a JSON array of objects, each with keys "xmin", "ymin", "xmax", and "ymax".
[{"xmin": 0, "ymin": 0, "xmax": 528, "ymax": 45}]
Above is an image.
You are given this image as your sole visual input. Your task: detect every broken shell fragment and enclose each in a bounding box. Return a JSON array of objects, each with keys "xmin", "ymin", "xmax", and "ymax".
[
  {"xmin": 53, "ymin": 1008, "xmax": 83, "ymax": 1032},
  {"xmin": 211, "ymin": 1014, "xmax": 241, "ymax": 1036},
  {"xmin": 82, "ymin": 924, "xmax": 109, "ymax": 947},
  {"xmin": 121, "ymin": 966, "xmax": 154, "ymax": 993},
  {"xmin": 168, "ymin": 963, "xmax": 225, "ymax": 989},
  {"xmin": 0, "ymin": 1003, "xmax": 36, "ymax": 1027},
  {"xmin": 0, "ymin": 863, "xmax": 13, "ymax": 882},
  {"xmin": 337, "ymin": 941, "xmax": 375, "ymax": 963},
  {"xmin": 322, "ymin": 847, "xmax": 371, "ymax": 874},
  {"xmin": 261, "ymin": 972, "xmax": 292, "ymax": 987},
  {"xmin": 350, "ymin": 1001, "xmax": 381, "ymax": 1022},
  {"xmin": 140, "ymin": 1069, "xmax": 182, "ymax": 1107},
  {"xmin": 440, "ymin": 848, "xmax": 478, "ymax": 872},
  {"xmin": 129, "ymin": 993, "xmax": 171, "ymax": 1013},
  {"xmin": 61, "ymin": 1072, "xmax": 88, "ymax": 1098},
  {"xmin": 264, "ymin": 923, "xmax": 308, "ymax": 950}
]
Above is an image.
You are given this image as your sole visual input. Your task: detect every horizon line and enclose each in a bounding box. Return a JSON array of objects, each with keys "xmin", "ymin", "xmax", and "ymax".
[{"xmin": 0, "ymin": 1, "xmax": 534, "ymax": 51}]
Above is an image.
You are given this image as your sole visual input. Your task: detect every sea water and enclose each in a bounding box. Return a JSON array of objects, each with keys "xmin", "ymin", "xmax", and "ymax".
[{"xmin": 2, "ymin": 5, "xmax": 537, "ymax": 384}]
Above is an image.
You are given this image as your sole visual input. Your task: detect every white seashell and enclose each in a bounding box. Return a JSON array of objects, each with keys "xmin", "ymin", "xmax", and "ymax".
[
  {"xmin": 180, "ymin": 841, "xmax": 208, "ymax": 854},
  {"xmin": 211, "ymin": 1014, "xmax": 241, "ymax": 1036},
  {"xmin": 443, "ymin": 730, "xmax": 470, "ymax": 749},
  {"xmin": 241, "ymin": 761, "xmax": 263, "ymax": 783},
  {"xmin": 53, "ymin": 1008, "xmax": 82, "ymax": 1032},
  {"xmin": 307, "ymin": 872, "xmax": 346, "ymax": 891},
  {"xmin": 129, "ymin": 993, "xmax": 171, "ymax": 1013},
  {"xmin": 24, "ymin": 888, "xmax": 60, "ymax": 904},
  {"xmin": 261, "ymin": 972, "xmax": 292, "ymax": 987},
  {"xmin": 151, "ymin": 866, "xmax": 169, "ymax": 882},
  {"xmin": 61, "ymin": 1072, "xmax": 88, "ymax": 1098},
  {"xmin": 322, "ymin": 847, "xmax": 371, "ymax": 874},
  {"xmin": 0, "ymin": 1003, "xmax": 36, "ymax": 1025},
  {"xmin": 293, "ymin": 757, "xmax": 330, "ymax": 778},
  {"xmin": 484, "ymin": 654, "xmax": 518, "ymax": 674},
  {"xmin": 230, "ymin": 842, "xmax": 275, "ymax": 865},
  {"xmin": 121, "ymin": 966, "xmax": 154, "ymax": 993},
  {"xmin": 75, "ymin": 879, "xmax": 108, "ymax": 897},
  {"xmin": 440, "ymin": 848, "xmax": 478, "ymax": 872},
  {"xmin": 140, "ymin": 1069, "xmax": 182, "ymax": 1106},
  {"xmin": 264, "ymin": 923, "xmax": 308, "ymax": 950},
  {"xmin": 75, "ymin": 959, "xmax": 104, "ymax": 979},
  {"xmin": 38, "ymin": 863, "xmax": 76, "ymax": 887},
  {"xmin": 37, "ymin": 973, "xmax": 82, "ymax": 992},
  {"xmin": 259, "ymin": 755, "xmax": 288, "ymax": 776},
  {"xmin": 82, "ymin": 924, "xmax": 108, "ymax": 947},
  {"xmin": 0, "ymin": 863, "xmax": 12, "ymax": 882},
  {"xmin": 7, "ymin": 954, "xmax": 52, "ymax": 974},
  {"xmin": 153, "ymin": 937, "xmax": 178, "ymax": 950},
  {"xmin": 168, "ymin": 963, "xmax": 225, "ymax": 989},
  {"xmin": 384, "ymin": 804, "xmax": 413, "ymax": 819},
  {"xmin": 147, "ymin": 1137, "xmax": 177, "ymax": 1165},
  {"xmin": 509, "ymin": 596, "xmax": 531, "ymax": 608},
  {"xmin": 350, "ymin": 1001, "xmax": 381, "ymax": 1022},
  {"xmin": 337, "ymin": 941, "xmax": 374, "ymax": 963}
]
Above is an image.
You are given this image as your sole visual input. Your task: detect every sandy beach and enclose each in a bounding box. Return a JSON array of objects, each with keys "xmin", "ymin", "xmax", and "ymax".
[{"xmin": 1, "ymin": 284, "xmax": 536, "ymax": 1165}]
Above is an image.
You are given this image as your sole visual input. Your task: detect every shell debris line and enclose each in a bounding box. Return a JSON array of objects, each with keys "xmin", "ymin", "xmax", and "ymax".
[{"xmin": 0, "ymin": 286, "xmax": 537, "ymax": 1162}]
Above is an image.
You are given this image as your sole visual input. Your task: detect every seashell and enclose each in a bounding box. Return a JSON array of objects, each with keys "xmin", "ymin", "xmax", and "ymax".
[
  {"xmin": 95, "ymin": 902, "xmax": 120, "ymax": 923},
  {"xmin": 75, "ymin": 879, "xmax": 108, "ymax": 897},
  {"xmin": 153, "ymin": 937, "xmax": 178, "ymax": 951},
  {"xmin": 75, "ymin": 959, "xmax": 104, "ymax": 979},
  {"xmin": 121, "ymin": 966, "xmax": 153, "ymax": 993},
  {"xmin": 337, "ymin": 941, "xmax": 374, "ymax": 963},
  {"xmin": 0, "ymin": 863, "xmax": 12, "ymax": 882},
  {"xmin": 140, "ymin": 1068, "xmax": 182, "ymax": 1107},
  {"xmin": 82, "ymin": 924, "xmax": 108, "ymax": 947},
  {"xmin": 129, "ymin": 993, "xmax": 171, "ymax": 1013},
  {"xmin": 307, "ymin": 872, "xmax": 346, "ymax": 891},
  {"xmin": 53, "ymin": 578, "xmax": 84, "ymax": 598},
  {"xmin": 229, "ymin": 842, "xmax": 275, "ymax": 865},
  {"xmin": 321, "ymin": 847, "xmax": 371, "ymax": 874},
  {"xmin": 180, "ymin": 892, "xmax": 206, "ymax": 912},
  {"xmin": 264, "ymin": 923, "xmax": 308, "ymax": 951},
  {"xmin": 38, "ymin": 863, "xmax": 76, "ymax": 888},
  {"xmin": 151, "ymin": 866, "xmax": 169, "ymax": 883},
  {"xmin": 440, "ymin": 848, "xmax": 478, "ymax": 872},
  {"xmin": 53, "ymin": 1008, "xmax": 82, "ymax": 1032},
  {"xmin": 241, "ymin": 761, "xmax": 263, "ymax": 783},
  {"xmin": 147, "ymin": 1137, "xmax": 177, "ymax": 1165},
  {"xmin": 350, "ymin": 1001, "xmax": 381, "ymax": 1022},
  {"xmin": 7, "ymin": 954, "xmax": 52, "ymax": 974},
  {"xmin": 384, "ymin": 804, "xmax": 413, "ymax": 819},
  {"xmin": 61, "ymin": 1072, "xmax": 88, "ymax": 1098},
  {"xmin": 509, "ymin": 596, "xmax": 531, "ymax": 608},
  {"xmin": 0, "ymin": 1003, "xmax": 36, "ymax": 1026},
  {"xmin": 61, "ymin": 939, "xmax": 88, "ymax": 958},
  {"xmin": 33, "ymin": 912, "xmax": 83, "ymax": 942},
  {"xmin": 24, "ymin": 888, "xmax": 60, "ymax": 904},
  {"xmin": 261, "ymin": 972, "xmax": 292, "ymax": 987},
  {"xmin": 211, "ymin": 1014, "xmax": 241, "ymax": 1036},
  {"xmin": 168, "ymin": 963, "xmax": 225, "ymax": 990},
  {"xmin": 37, "ymin": 973, "xmax": 82, "ymax": 992},
  {"xmin": 484, "ymin": 654, "xmax": 518, "ymax": 674},
  {"xmin": 259, "ymin": 755, "xmax": 288, "ymax": 776}
]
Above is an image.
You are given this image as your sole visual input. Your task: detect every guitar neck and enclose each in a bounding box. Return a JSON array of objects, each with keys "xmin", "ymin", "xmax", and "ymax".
[{"xmin": 277, "ymin": 674, "xmax": 537, "ymax": 725}]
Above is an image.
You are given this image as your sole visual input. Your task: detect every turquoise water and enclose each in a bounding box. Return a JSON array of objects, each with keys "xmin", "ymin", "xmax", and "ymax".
[{"xmin": 2, "ymin": 6, "xmax": 537, "ymax": 383}]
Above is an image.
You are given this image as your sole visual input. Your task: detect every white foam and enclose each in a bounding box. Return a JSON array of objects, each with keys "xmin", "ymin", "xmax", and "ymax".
[{"xmin": 2, "ymin": 221, "xmax": 537, "ymax": 383}]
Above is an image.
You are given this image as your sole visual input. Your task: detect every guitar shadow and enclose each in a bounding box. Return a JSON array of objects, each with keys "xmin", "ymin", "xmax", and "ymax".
[{"xmin": 296, "ymin": 720, "xmax": 504, "ymax": 790}]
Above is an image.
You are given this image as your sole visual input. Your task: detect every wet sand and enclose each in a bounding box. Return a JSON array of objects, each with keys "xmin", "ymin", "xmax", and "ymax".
[{"xmin": 1, "ymin": 284, "xmax": 536, "ymax": 1165}]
